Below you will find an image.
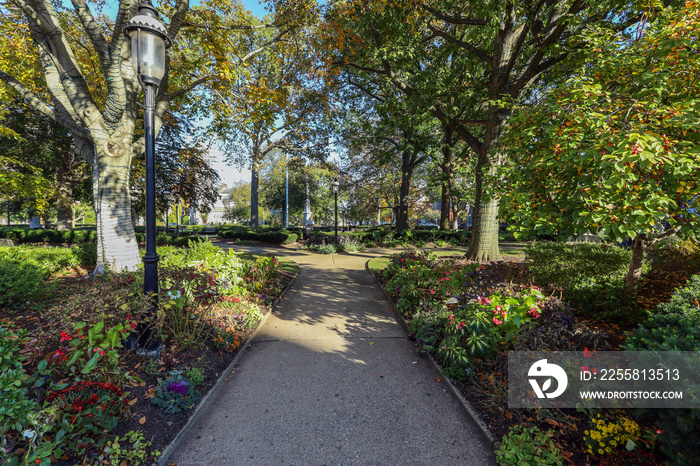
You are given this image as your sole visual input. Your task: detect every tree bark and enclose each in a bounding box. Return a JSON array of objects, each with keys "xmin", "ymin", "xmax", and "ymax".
[
  {"xmin": 396, "ymin": 149, "xmax": 413, "ymax": 233},
  {"xmin": 81, "ymin": 137, "xmax": 140, "ymax": 273},
  {"xmin": 439, "ymin": 129, "xmax": 454, "ymax": 230},
  {"xmin": 250, "ymin": 156, "xmax": 260, "ymax": 228},
  {"xmin": 465, "ymin": 161, "xmax": 502, "ymax": 261},
  {"xmin": 625, "ymin": 233, "xmax": 646, "ymax": 293}
]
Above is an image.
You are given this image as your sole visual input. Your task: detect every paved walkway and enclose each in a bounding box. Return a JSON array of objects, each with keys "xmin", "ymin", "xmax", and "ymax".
[{"xmin": 166, "ymin": 246, "xmax": 496, "ymax": 465}]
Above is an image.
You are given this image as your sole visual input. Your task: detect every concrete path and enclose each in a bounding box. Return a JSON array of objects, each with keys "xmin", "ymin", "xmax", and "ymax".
[{"xmin": 166, "ymin": 246, "xmax": 496, "ymax": 465}]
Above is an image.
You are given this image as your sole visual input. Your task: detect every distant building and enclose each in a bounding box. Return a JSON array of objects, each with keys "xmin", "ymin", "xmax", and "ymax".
[{"xmin": 207, "ymin": 186, "xmax": 234, "ymax": 224}]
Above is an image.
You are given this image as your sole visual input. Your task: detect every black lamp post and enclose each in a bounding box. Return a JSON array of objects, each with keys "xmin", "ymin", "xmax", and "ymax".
[
  {"xmin": 331, "ymin": 179, "xmax": 339, "ymax": 242},
  {"xmin": 125, "ymin": 0, "xmax": 171, "ymax": 331}
]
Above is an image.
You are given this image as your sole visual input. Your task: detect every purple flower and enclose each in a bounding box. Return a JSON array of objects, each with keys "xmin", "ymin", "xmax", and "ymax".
[{"xmin": 167, "ymin": 380, "xmax": 189, "ymax": 396}]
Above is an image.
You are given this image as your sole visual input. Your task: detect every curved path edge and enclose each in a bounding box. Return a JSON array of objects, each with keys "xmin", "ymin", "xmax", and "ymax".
[
  {"xmin": 365, "ymin": 258, "xmax": 496, "ymax": 446},
  {"xmin": 157, "ymin": 261, "xmax": 300, "ymax": 466}
]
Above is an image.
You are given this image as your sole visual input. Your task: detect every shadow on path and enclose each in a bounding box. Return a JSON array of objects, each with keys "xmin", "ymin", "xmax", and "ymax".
[{"xmin": 166, "ymin": 244, "xmax": 497, "ymax": 465}]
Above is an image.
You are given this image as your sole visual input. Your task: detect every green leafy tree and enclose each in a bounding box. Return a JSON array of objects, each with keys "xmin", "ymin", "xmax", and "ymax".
[
  {"xmin": 321, "ymin": 0, "xmax": 649, "ymax": 260},
  {"xmin": 0, "ymin": 0, "xmax": 294, "ymax": 270},
  {"xmin": 130, "ymin": 113, "xmax": 220, "ymax": 222},
  {"xmin": 499, "ymin": 2, "xmax": 700, "ymax": 292}
]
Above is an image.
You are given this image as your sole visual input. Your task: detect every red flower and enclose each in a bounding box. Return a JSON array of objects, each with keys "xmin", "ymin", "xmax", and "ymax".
[
  {"xmin": 657, "ymin": 429, "xmax": 663, "ymax": 434},
  {"xmin": 583, "ymin": 348, "xmax": 594, "ymax": 357},
  {"xmin": 59, "ymin": 331, "xmax": 72, "ymax": 342}
]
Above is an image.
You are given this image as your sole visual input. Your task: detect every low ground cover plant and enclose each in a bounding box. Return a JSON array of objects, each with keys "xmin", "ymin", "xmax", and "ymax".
[
  {"xmin": 0, "ymin": 240, "xmax": 294, "ymax": 464},
  {"xmin": 526, "ymin": 241, "xmax": 645, "ymax": 322}
]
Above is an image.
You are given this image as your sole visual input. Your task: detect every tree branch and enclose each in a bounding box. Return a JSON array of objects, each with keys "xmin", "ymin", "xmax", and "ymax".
[
  {"xmin": 426, "ymin": 24, "xmax": 492, "ymax": 63},
  {"xmin": 70, "ymin": 0, "xmax": 110, "ymax": 75},
  {"xmin": 419, "ymin": 3, "xmax": 489, "ymax": 26}
]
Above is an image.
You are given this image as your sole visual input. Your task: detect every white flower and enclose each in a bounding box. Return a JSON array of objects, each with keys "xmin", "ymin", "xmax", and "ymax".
[{"xmin": 23, "ymin": 429, "xmax": 35, "ymax": 439}]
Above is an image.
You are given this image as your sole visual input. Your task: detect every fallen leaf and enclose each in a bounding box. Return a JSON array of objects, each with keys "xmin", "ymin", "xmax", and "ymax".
[
  {"xmin": 435, "ymin": 377, "xmax": 442, "ymax": 383},
  {"xmin": 139, "ymin": 381, "xmax": 146, "ymax": 387},
  {"xmin": 380, "ymin": 374, "xmax": 384, "ymax": 378},
  {"xmin": 128, "ymin": 398, "xmax": 138, "ymax": 406},
  {"xmin": 505, "ymin": 412, "xmax": 512, "ymax": 419},
  {"xmin": 120, "ymin": 460, "xmax": 127, "ymax": 466},
  {"xmin": 545, "ymin": 419, "xmax": 560, "ymax": 427},
  {"xmin": 139, "ymin": 416, "xmax": 146, "ymax": 425},
  {"xmin": 144, "ymin": 388, "xmax": 156, "ymax": 399},
  {"xmin": 369, "ymin": 342, "xmax": 375, "ymax": 346},
  {"xmin": 225, "ymin": 379, "xmax": 228, "ymax": 382}
]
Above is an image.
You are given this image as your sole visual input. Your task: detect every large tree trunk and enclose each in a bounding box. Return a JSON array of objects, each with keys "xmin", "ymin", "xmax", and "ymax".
[
  {"xmin": 466, "ymin": 160, "xmax": 502, "ymax": 261},
  {"xmin": 55, "ymin": 163, "xmax": 75, "ymax": 230},
  {"xmin": 625, "ymin": 233, "xmax": 646, "ymax": 293},
  {"xmin": 84, "ymin": 139, "xmax": 140, "ymax": 273},
  {"xmin": 440, "ymin": 183, "xmax": 451, "ymax": 230},
  {"xmin": 439, "ymin": 126, "xmax": 454, "ymax": 230},
  {"xmin": 396, "ymin": 150, "xmax": 413, "ymax": 233},
  {"xmin": 250, "ymin": 156, "xmax": 260, "ymax": 228}
]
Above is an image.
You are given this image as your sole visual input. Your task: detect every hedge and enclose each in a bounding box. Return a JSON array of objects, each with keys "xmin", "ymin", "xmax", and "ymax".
[
  {"xmin": 218, "ymin": 226, "xmax": 299, "ymax": 244},
  {"xmin": 0, "ymin": 227, "xmax": 96, "ymax": 244}
]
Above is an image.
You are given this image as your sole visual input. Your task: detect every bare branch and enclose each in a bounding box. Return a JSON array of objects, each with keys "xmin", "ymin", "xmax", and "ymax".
[
  {"xmin": 164, "ymin": 75, "xmax": 213, "ymax": 101},
  {"xmin": 181, "ymin": 21, "xmax": 275, "ymax": 30}
]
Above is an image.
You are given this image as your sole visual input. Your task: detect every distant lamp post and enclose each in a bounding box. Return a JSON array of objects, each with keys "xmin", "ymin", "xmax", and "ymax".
[
  {"xmin": 331, "ymin": 179, "xmax": 340, "ymax": 242},
  {"xmin": 164, "ymin": 190, "xmax": 170, "ymax": 233},
  {"xmin": 125, "ymin": 0, "xmax": 171, "ymax": 348}
]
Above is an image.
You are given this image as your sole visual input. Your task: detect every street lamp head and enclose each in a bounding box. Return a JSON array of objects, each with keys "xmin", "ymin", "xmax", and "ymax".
[
  {"xmin": 124, "ymin": 0, "xmax": 172, "ymax": 88},
  {"xmin": 331, "ymin": 179, "xmax": 340, "ymax": 195}
]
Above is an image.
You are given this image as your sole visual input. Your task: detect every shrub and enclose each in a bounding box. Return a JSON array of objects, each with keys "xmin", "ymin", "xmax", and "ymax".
[
  {"xmin": 495, "ymin": 425, "xmax": 563, "ymax": 465},
  {"xmin": 262, "ymin": 229, "xmax": 298, "ymax": 244},
  {"xmin": 0, "ymin": 327, "xmax": 39, "ymax": 444},
  {"xmin": 625, "ymin": 274, "xmax": 700, "ymax": 351},
  {"xmin": 625, "ymin": 275, "xmax": 700, "ymax": 464},
  {"xmin": 525, "ymin": 241, "xmax": 641, "ymax": 318},
  {"xmin": 0, "ymin": 258, "xmax": 47, "ymax": 307},
  {"xmin": 0, "ymin": 246, "xmax": 82, "ymax": 306},
  {"xmin": 71, "ymin": 242, "xmax": 97, "ymax": 266},
  {"xmin": 0, "ymin": 227, "xmax": 96, "ymax": 244}
]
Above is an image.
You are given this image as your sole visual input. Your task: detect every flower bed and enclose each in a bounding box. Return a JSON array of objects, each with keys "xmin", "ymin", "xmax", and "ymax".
[
  {"xmin": 374, "ymin": 249, "xmax": 686, "ymax": 465},
  {"xmin": 0, "ymin": 240, "xmax": 297, "ymax": 465}
]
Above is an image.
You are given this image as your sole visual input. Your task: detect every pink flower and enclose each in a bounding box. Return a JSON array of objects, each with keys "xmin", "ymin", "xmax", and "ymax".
[
  {"xmin": 657, "ymin": 429, "xmax": 663, "ymax": 435},
  {"xmin": 492, "ymin": 318, "xmax": 503, "ymax": 326},
  {"xmin": 495, "ymin": 305, "xmax": 503, "ymax": 313},
  {"xmin": 430, "ymin": 289, "xmax": 435, "ymax": 295},
  {"xmin": 457, "ymin": 322, "xmax": 466, "ymax": 330}
]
